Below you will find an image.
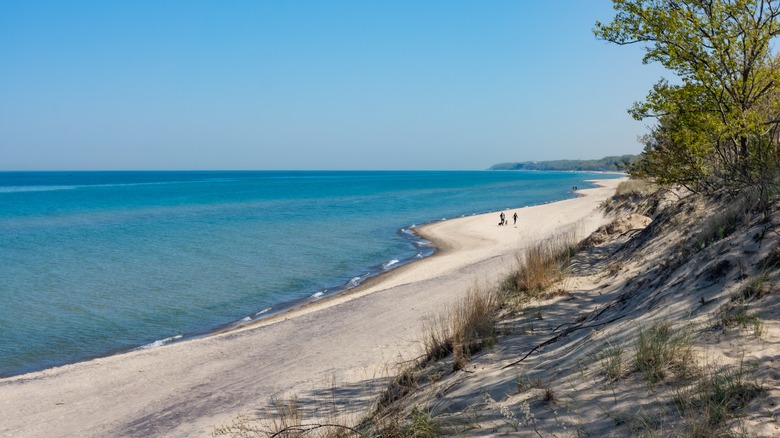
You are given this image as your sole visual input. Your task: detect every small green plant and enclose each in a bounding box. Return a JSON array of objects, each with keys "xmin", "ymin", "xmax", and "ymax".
[
  {"xmin": 739, "ymin": 273, "xmax": 768, "ymax": 300},
  {"xmin": 694, "ymin": 201, "xmax": 743, "ymax": 249},
  {"xmin": 676, "ymin": 360, "xmax": 762, "ymax": 433},
  {"xmin": 402, "ymin": 406, "xmax": 440, "ymax": 437},
  {"xmin": 634, "ymin": 322, "xmax": 694, "ymax": 386},
  {"xmin": 602, "ymin": 344, "xmax": 625, "ymax": 381},
  {"xmin": 516, "ymin": 372, "xmax": 542, "ymax": 393},
  {"xmin": 516, "ymin": 372, "xmax": 527, "ymax": 393},
  {"xmin": 752, "ymin": 317, "xmax": 765, "ymax": 338},
  {"xmin": 720, "ymin": 302, "xmax": 763, "ymax": 336}
]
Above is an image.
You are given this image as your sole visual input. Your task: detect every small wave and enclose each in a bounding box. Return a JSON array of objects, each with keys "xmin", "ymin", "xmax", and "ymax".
[
  {"xmin": 87, "ymin": 180, "xmax": 204, "ymax": 189},
  {"xmin": 253, "ymin": 308, "xmax": 272, "ymax": 318},
  {"xmin": 412, "ymin": 239, "xmax": 432, "ymax": 247},
  {"xmin": 0, "ymin": 185, "xmax": 77, "ymax": 194},
  {"xmin": 383, "ymin": 259, "xmax": 399, "ymax": 269},
  {"xmin": 138, "ymin": 334, "xmax": 183, "ymax": 350},
  {"xmin": 416, "ymin": 253, "xmax": 424, "ymax": 258},
  {"xmin": 1, "ymin": 179, "xmax": 224, "ymax": 195},
  {"xmin": 311, "ymin": 291, "xmax": 325, "ymax": 299},
  {"xmin": 349, "ymin": 276, "xmax": 364, "ymax": 286}
]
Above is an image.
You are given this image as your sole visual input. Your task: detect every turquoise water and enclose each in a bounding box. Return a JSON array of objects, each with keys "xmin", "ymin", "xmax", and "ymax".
[{"xmin": 0, "ymin": 171, "xmax": 618, "ymax": 377}]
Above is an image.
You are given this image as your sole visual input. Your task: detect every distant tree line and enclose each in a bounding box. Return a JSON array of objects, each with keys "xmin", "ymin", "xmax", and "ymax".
[
  {"xmin": 489, "ymin": 155, "xmax": 636, "ymax": 172},
  {"xmin": 595, "ymin": 0, "xmax": 780, "ymax": 209}
]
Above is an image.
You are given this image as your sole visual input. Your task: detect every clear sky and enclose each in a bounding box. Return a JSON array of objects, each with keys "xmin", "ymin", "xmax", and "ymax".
[{"xmin": 0, "ymin": 1, "xmax": 668, "ymax": 171}]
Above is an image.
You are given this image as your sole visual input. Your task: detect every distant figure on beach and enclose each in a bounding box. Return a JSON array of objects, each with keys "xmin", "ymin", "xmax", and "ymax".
[
  {"xmin": 499, "ymin": 211, "xmax": 505, "ymax": 226},
  {"xmin": 513, "ymin": 212, "xmax": 518, "ymax": 226}
]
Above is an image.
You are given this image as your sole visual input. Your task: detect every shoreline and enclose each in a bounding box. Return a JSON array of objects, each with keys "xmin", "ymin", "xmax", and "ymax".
[
  {"xmin": 130, "ymin": 180, "xmax": 605, "ymax": 353},
  {"xmin": 0, "ymin": 178, "xmax": 623, "ymax": 437},
  {"xmin": 216, "ymin": 178, "xmax": 607, "ymax": 335}
]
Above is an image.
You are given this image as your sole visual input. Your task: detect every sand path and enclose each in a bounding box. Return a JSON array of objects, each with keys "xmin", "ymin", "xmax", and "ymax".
[{"xmin": 0, "ymin": 178, "xmax": 622, "ymax": 437}]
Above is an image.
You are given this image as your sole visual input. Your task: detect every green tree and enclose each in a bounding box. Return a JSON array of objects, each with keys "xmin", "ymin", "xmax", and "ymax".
[{"xmin": 595, "ymin": 0, "xmax": 780, "ymax": 200}]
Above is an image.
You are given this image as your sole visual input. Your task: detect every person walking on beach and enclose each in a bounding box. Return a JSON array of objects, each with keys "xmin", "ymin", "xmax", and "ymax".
[
  {"xmin": 513, "ymin": 212, "xmax": 518, "ymax": 226},
  {"xmin": 499, "ymin": 211, "xmax": 505, "ymax": 226}
]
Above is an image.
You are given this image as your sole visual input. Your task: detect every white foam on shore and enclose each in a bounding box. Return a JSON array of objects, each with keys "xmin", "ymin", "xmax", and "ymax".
[
  {"xmin": 138, "ymin": 334, "xmax": 183, "ymax": 350},
  {"xmin": 311, "ymin": 291, "xmax": 325, "ymax": 299},
  {"xmin": 253, "ymin": 308, "xmax": 272, "ymax": 318},
  {"xmin": 382, "ymin": 259, "xmax": 399, "ymax": 270}
]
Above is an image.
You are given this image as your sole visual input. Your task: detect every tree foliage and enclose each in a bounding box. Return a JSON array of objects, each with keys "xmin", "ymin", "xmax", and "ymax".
[
  {"xmin": 489, "ymin": 155, "xmax": 636, "ymax": 172},
  {"xmin": 595, "ymin": 0, "xmax": 780, "ymax": 201}
]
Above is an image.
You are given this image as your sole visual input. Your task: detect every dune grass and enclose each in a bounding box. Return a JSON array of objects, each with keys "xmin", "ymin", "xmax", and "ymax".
[
  {"xmin": 422, "ymin": 285, "xmax": 498, "ymax": 371},
  {"xmin": 634, "ymin": 321, "xmax": 695, "ymax": 386},
  {"xmin": 614, "ymin": 178, "xmax": 658, "ymax": 196},
  {"xmin": 674, "ymin": 359, "xmax": 762, "ymax": 436},
  {"xmin": 499, "ymin": 231, "xmax": 578, "ymax": 301},
  {"xmin": 694, "ymin": 201, "xmax": 745, "ymax": 249}
]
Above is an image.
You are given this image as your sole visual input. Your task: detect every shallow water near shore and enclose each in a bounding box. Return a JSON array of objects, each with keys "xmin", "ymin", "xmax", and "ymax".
[{"xmin": 0, "ymin": 170, "xmax": 619, "ymax": 377}]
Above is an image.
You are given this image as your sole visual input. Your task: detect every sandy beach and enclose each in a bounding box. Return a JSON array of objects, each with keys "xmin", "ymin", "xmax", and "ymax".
[{"xmin": 0, "ymin": 179, "xmax": 622, "ymax": 437}]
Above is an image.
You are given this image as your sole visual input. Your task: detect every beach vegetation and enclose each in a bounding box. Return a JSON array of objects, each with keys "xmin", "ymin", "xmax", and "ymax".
[
  {"xmin": 614, "ymin": 178, "xmax": 658, "ymax": 197},
  {"xmin": 674, "ymin": 359, "xmax": 762, "ymax": 434},
  {"xmin": 450, "ymin": 287, "xmax": 498, "ymax": 370},
  {"xmin": 634, "ymin": 321, "xmax": 695, "ymax": 386},
  {"xmin": 542, "ymin": 385, "xmax": 558, "ymax": 405},
  {"xmin": 422, "ymin": 285, "xmax": 497, "ymax": 371},
  {"xmin": 596, "ymin": 0, "xmax": 780, "ymax": 208},
  {"xmin": 404, "ymin": 406, "xmax": 440, "ymax": 437},
  {"xmin": 375, "ymin": 367, "xmax": 418, "ymax": 413},
  {"xmin": 602, "ymin": 343, "xmax": 626, "ymax": 381},
  {"xmin": 499, "ymin": 231, "xmax": 579, "ymax": 300},
  {"xmin": 212, "ymin": 393, "xmax": 359, "ymax": 438},
  {"xmin": 738, "ymin": 272, "xmax": 769, "ymax": 301},
  {"xmin": 718, "ymin": 299, "xmax": 765, "ymax": 338},
  {"xmin": 694, "ymin": 199, "xmax": 746, "ymax": 249}
]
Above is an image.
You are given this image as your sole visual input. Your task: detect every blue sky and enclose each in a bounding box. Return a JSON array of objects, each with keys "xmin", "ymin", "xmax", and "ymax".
[{"xmin": 0, "ymin": 1, "xmax": 667, "ymax": 170}]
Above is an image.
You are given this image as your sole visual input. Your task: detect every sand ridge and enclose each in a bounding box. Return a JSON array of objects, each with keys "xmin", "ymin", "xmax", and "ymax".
[{"xmin": 0, "ymin": 178, "xmax": 622, "ymax": 437}]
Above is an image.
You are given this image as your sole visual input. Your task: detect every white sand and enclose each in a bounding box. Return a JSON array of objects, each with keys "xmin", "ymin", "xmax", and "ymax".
[{"xmin": 0, "ymin": 179, "xmax": 622, "ymax": 437}]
